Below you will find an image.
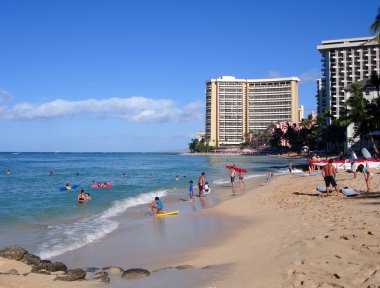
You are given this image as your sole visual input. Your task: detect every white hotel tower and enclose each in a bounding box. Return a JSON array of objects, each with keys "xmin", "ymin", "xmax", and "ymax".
[
  {"xmin": 205, "ymin": 76, "xmax": 299, "ymax": 147},
  {"xmin": 317, "ymin": 37, "xmax": 380, "ymax": 118}
]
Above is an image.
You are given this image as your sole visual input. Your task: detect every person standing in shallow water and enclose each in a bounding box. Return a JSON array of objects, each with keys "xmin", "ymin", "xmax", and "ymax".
[
  {"xmin": 198, "ymin": 172, "xmax": 205, "ymax": 197},
  {"xmin": 288, "ymin": 161, "xmax": 293, "ymax": 173}
]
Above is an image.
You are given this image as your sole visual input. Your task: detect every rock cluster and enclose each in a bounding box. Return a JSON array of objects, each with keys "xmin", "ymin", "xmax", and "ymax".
[{"xmin": 0, "ymin": 246, "xmax": 157, "ymax": 284}]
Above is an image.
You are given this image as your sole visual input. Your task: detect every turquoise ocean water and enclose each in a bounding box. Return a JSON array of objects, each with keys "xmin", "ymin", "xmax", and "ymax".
[{"xmin": 0, "ymin": 152, "xmax": 306, "ymax": 259}]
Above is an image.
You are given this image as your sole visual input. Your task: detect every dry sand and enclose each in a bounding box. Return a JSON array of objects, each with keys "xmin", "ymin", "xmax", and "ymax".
[
  {"xmin": 1, "ymin": 167, "xmax": 379, "ymax": 287},
  {"xmin": 180, "ymin": 169, "xmax": 380, "ymax": 287}
]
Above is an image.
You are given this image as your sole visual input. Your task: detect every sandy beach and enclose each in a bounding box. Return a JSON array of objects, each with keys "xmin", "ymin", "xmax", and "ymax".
[{"xmin": 1, "ymin": 165, "xmax": 379, "ymax": 287}]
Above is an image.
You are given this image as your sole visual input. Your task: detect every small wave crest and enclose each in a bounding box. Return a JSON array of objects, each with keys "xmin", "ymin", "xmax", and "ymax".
[
  {"xmin": 38, "ymin": 190, "xmax": 167, "ymax": 259},
  {"xmin": 274, "ymin": 168, "xmax": 303, "ymax": 174}
]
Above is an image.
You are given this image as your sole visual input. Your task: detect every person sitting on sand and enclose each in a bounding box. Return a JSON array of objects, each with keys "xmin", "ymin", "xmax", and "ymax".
[
  {"xmin": 321, "ymin": 159, "xmax": 340, "ymax": 196},
  {"xmin": 356, "ymin": 164, "xmax": 373, "ymax": 192},
  {"xmin": 77, "ymin": 190, "xmax": 87, "ymax": 203},
  {"xmin": 149, "ymin": 197, "xmax": 163, "ymax": 214},
  {"xmin": 65, "ymin": 183, "xmax": 72, "ymax": 190}
]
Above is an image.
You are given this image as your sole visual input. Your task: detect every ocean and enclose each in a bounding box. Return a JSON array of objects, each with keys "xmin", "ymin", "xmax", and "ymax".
[{"xmin": 0, "ymin": 152, "xmax": 306, "ymax": 259}]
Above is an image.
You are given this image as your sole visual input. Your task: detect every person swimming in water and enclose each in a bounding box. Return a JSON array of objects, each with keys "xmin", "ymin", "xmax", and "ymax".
[
  {"xmin": 85, "ymin": 193, "xmax": 92, "ymax": 201},
  {"xmin": 77, "ymin": 190, "xmax": 86, "ymax": 203},
  {"xmin": 65, "ymin": 183, "xmax": 72, "ymax": 190}
]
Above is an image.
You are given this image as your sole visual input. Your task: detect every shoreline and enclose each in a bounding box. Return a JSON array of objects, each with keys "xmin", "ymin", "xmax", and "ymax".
[{"xmin": 2, "ymin": 167, "xmax": 379, "ymax": 287}]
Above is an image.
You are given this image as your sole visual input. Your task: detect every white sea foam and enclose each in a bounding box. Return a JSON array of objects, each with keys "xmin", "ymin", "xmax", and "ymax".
[
  {"xmin": 274, "ymin": 167, "xmax": 303, "ymax": 174},
  {"xmin": 38, "ymin": 190, "xmax": 167, "ymax": 259}
]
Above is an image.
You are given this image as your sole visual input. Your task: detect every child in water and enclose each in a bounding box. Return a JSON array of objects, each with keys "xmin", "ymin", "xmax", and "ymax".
[
  {"xmin": 189, "ymin": 180, "xmax": 194, "ymax": 201},
  {"xmin": 204, "ymin": 182, "xmax": 210, "ymax": 195}
]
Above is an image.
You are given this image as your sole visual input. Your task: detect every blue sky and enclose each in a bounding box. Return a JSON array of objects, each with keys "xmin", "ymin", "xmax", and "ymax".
[{"xmin": 0, "ymin": 0, "xmax": 378, "ymax": 152}]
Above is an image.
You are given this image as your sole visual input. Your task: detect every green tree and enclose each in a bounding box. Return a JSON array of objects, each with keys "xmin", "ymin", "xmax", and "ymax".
[
  {"xmin": 270, "ymin": 127, "xmax": 284, "ymax": 149},
  {"xmin": 345, "ymin": 82, "xmax": 379, "ymax": 157},
  {"xmin": 370, "ymin": 7, "xmax": 380, "ymax": 42},
  {"xmin": 345, "ymin": 83, "xmax": 371, "ymax": 139},
  {"xmin": 188, "ymin": 138, "xmax": 215, "ymax": 153}
]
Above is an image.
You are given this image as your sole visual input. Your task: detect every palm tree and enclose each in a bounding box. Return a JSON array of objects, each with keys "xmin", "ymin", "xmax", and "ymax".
[
  {"xmin": 345, "ymin": 83, "xmax": 379, "ymax": 156},
  {"xmin": 370, "ymin": 7, "xmax": 380, "ymax": 42},
  {"xmin": 346, "ymin": 83, "xmax": 370, "ymax": 138}
]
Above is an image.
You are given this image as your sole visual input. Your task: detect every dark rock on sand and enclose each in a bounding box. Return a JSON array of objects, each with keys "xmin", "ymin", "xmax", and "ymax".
[
  {"xmin": 121, "ymin": 268, "xmax": 150, "ymax": 279},
  {"xmin": 176, "ymin": 265, "xmax": 195, "ymax": 270},
  {"xmin": 8, "ymin": 269, "xmax": 19, "ymax": 275},
  {"xmin": 95, "ymin": 271, "xmax": 110, "ymax": 283},
  {"xmin": 0, "ymin": 246, "xmax": 28, "ymax": 261},
  {"xmin": 35, "ymin": 261, "xmax": 67, "ymax": 272},
  {"xmin": 0, "ymin": 269, "xmax": 20, "ymax": 275},
  {"xmin": 55, "ymin": 268, "xmax": 86, "ymax": 281},
  {"xmin": 21, "ymin": 253, "xmax": 41, "ymax": 266},
  {"xmin": 95, "ymin": 275, "xmax": 110, "ymax": 283}
]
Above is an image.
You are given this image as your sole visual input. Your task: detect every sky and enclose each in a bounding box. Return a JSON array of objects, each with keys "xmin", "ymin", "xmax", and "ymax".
[{"xmin": 0, "ymin": 0, "xmax": 378, "ymax": 152}]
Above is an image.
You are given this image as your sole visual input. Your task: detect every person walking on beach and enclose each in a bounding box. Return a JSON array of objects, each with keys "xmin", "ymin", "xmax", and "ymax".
[
  {"xmin": 238, "ymin": 169, "xmax": 245, "ymax": 189},
  {"xmin": 230, "ymin": 166, "xmax": 236, "ymax": 187},
  {"xmin": 198, "ymin": 172, "xmax": 205, "ymax": 197},
  {"xmin": 349, "ymin": 149, "xmax": 358, "ymax": 179},
  {"xmin": 356, "ymin": 164, "xmax": 373, "ymax": 192},
  {"xmin": 149, "ymin": 196, "xmax": 163, "ymax": 214},
  {"xmin": 288, "ymin": 161, "xmax": 293, "ymax": 173},
  {"xmin": 322, "ymin": 159, "xmax": 340, "ymax": 196},
  {"xmin": 188, "ymin": 180, "xmax": 195, "ymax": 201}
]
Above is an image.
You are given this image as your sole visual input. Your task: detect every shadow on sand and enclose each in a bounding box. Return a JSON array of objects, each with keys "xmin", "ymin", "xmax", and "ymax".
[{"xmin": 293, "ymin": 192, "xmax": 321, "ymax": 197}]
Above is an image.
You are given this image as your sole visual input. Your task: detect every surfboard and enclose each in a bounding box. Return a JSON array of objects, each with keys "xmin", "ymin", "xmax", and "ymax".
[
  {"xmin": 155, "ymin": 211, "xmax": 179, "ymax": 217},
  {"xmin": 362, "ymin": 148, "xmax": 372, "ymax": 160},
  {"xmin": 59, "ymin": 184, "xmax": 80, "ymax": 191},
  {"xmin": 342, "ymin": 187, "xmax": 359, "ymax": 197},
  {"xmin": 226, "ymin": 166, "xmax": 248, "ymax": 173},
  {"xmin": 316, "ymin": 185, "xmax": 327, "ymax": 193}
]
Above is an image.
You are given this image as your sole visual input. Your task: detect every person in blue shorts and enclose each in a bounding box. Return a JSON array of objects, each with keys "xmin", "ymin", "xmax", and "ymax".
[
  {"xmin": 150, "ymin": 196, "xmax": 163, "ymax": 214},
  {"xmin": 188, "ymin": 180, "xmax": 194, "ymax": 201}
]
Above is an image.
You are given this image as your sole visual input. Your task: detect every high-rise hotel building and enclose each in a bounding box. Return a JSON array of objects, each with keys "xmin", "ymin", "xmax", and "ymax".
[
  {"xmin": 317, "ymin": 37, "xmax": 380, "ymax": 118},
  {"xmin": 205, "ymin": 76, "xmax": 299, "ymax": 147}
]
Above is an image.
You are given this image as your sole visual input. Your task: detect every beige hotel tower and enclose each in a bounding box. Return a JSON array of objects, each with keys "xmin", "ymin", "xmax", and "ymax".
[{"xmin": 206, "ymin": 76, "xmax": 300, "ymax": 147}]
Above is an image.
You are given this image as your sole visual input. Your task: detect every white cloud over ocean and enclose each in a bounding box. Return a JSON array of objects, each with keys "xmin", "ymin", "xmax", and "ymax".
[{"xmin": 0, "ymin": 97, "xmax": 204, "ymax": 122}]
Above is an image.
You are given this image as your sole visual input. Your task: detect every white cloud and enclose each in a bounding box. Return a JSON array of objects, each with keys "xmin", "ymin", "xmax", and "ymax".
[
  {"xmin": 0, "ymin": 97, "xmax": 204, "ymax": 122},
  {"xmin": 268, "ymin": 71, "xmax": 282, "ymax": 78},
  {"xmin": 298, "ymin": 68, "xmax": 320, "ymax": 82},
  {"xmin": 0, "ymin": 88, "xmax": 12, "ymax": 102}
]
